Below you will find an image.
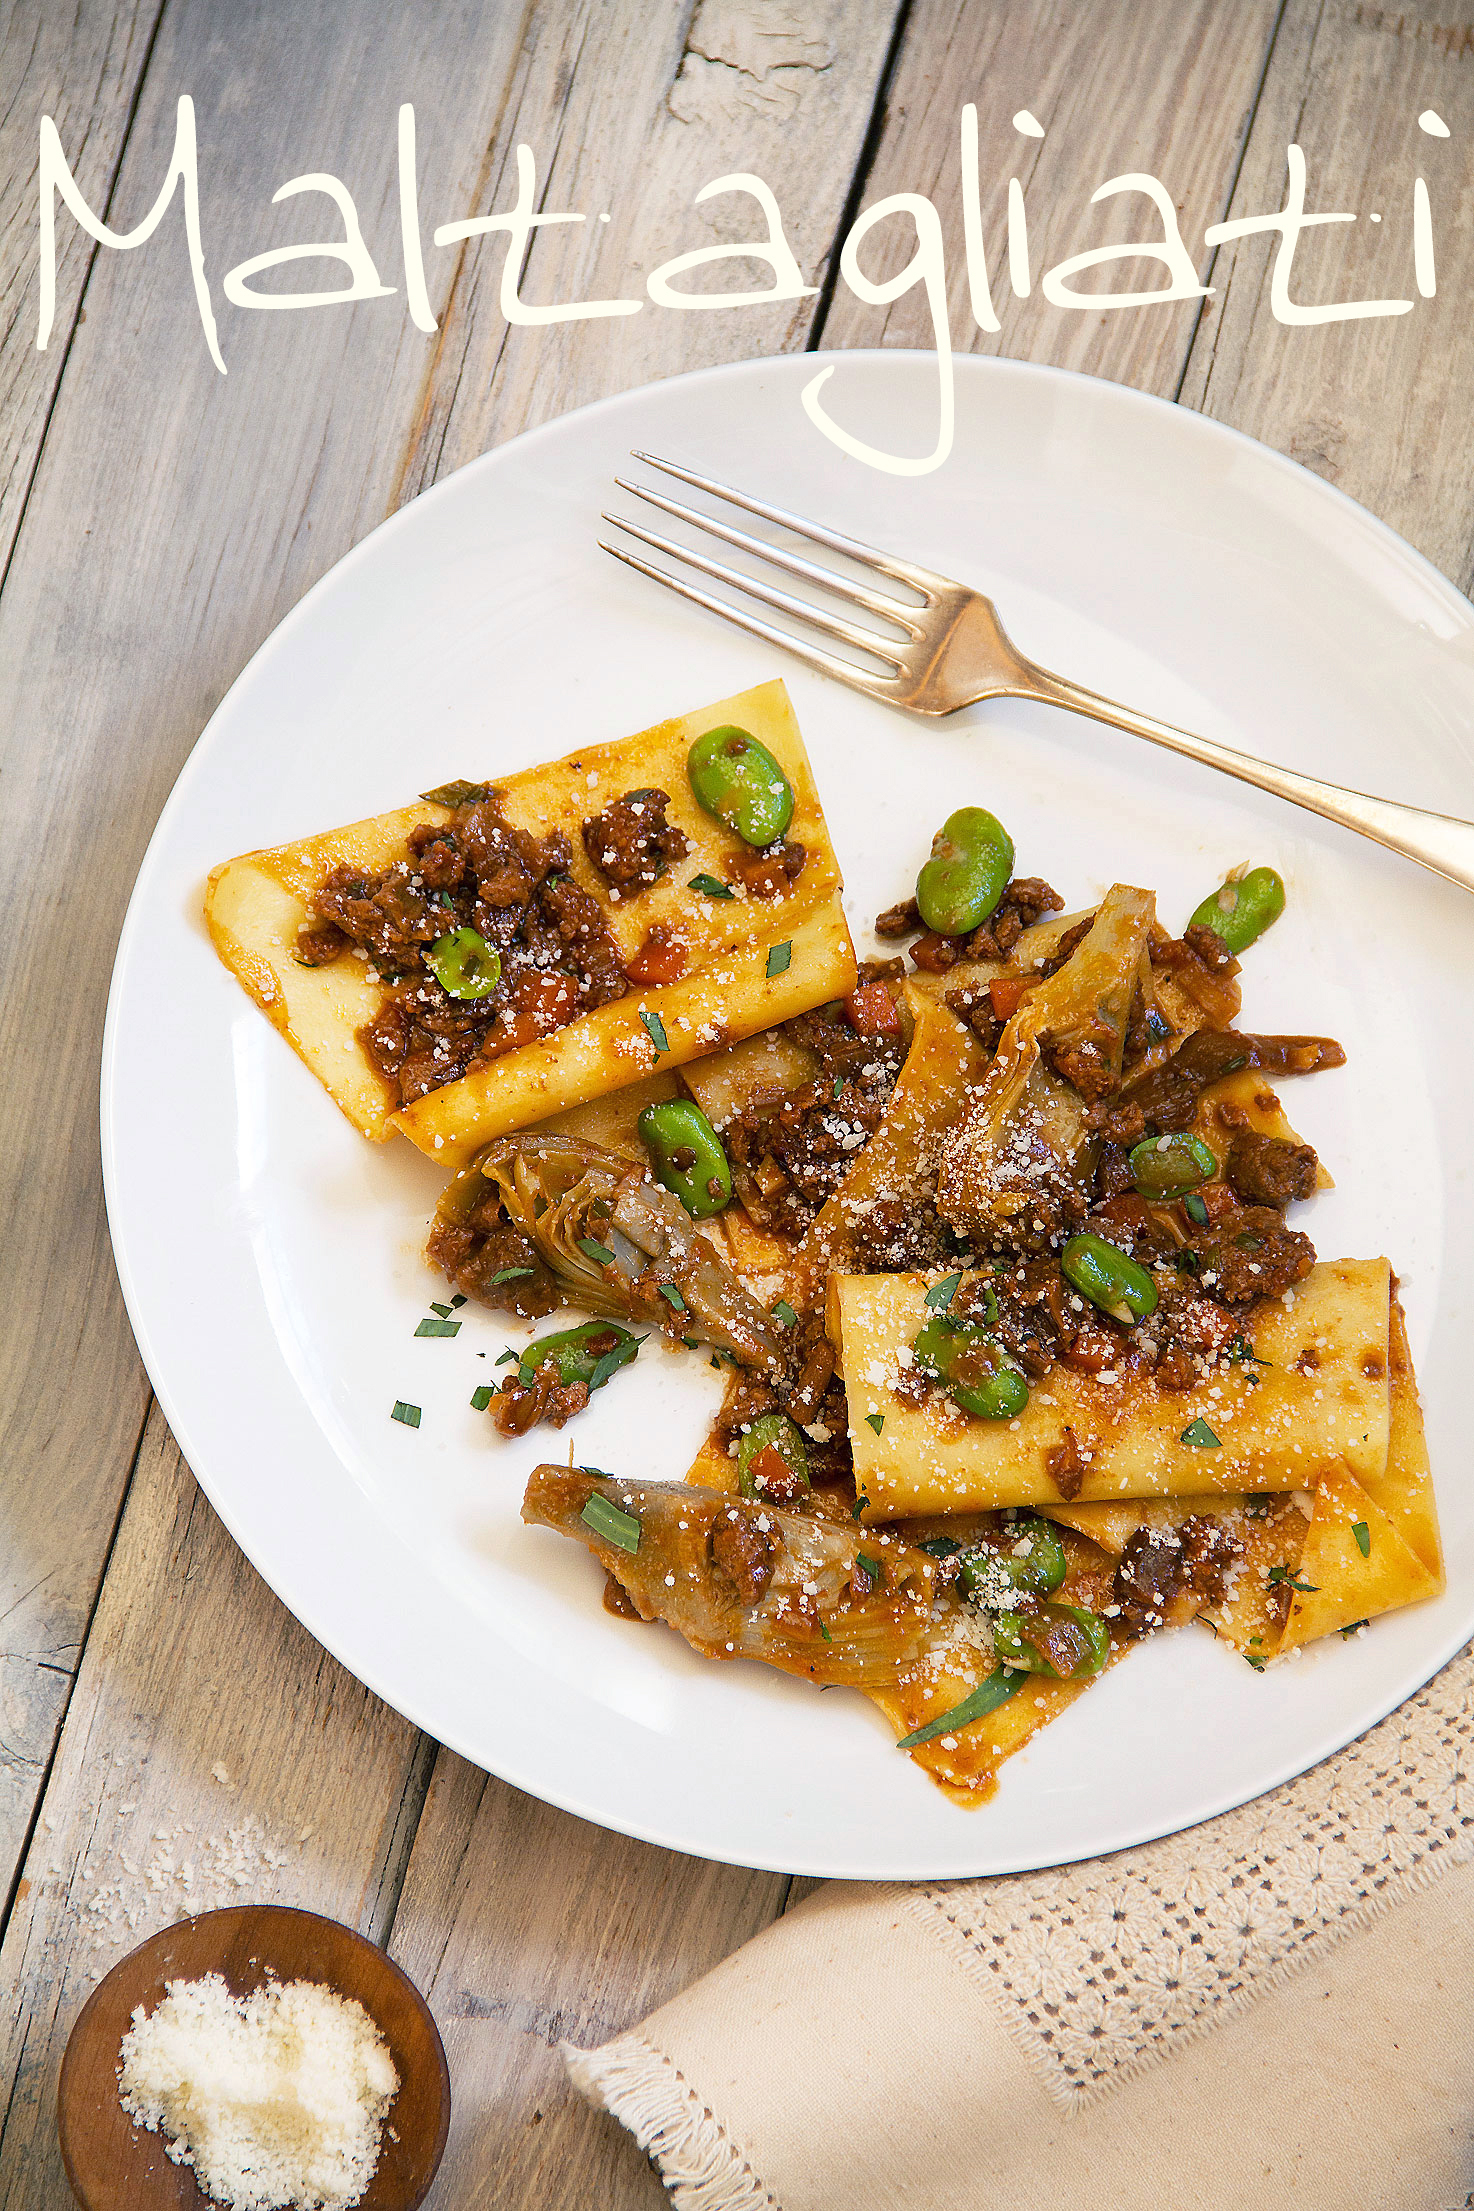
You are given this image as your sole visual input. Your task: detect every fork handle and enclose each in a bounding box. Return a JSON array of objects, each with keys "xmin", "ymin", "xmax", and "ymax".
[{"xmin": 1023, "ymin": 665, "xmax": 1474, "ymax": 898}]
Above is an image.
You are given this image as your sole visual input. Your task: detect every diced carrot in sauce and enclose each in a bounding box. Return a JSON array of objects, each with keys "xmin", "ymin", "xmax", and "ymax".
[
  {"xmin": 988, "ymin": 974, "xmax": 1040, "ymax": 1020},
  {"xmin": 843, "ymin": 982, "xmax": 901, "ymax": 1037},
  {"xmin": 626, "ymin": 925, "xmax": 689, "ymax": 986}
]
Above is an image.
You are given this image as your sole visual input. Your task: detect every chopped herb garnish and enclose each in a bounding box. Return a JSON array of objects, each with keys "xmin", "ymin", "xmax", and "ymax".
[
  {"xmin": 1180, "ymin": 1417, "xmax": 1221, "ymax": 1447},
  {"xmin": 1244, "ymin": 1651, "xmax": 1267, "ymax": 1671},
  {"xmin": 658, "ymin": 1283, "xmax": 688, "ymax": 1312},
  {"xmin": 491, "ymin": 1266, "xmax": 535, "ymax": 1286},
  {"xmin": 430, "ymin": 1301, "xmax": 453, "ymax": 1318},
  {"xmin": 832, "ymin": 1077, "xmax": 844, "ymax": 1100},
  {"xmin": 856, "ymin": 1551, "xmax": 882, "ymax": 1581},
  {"xmin": 415, "ymin": 1317, "xmax": 461, "ymax": 1338},
  {"xmin": 1353, "ymin": 1520, "xmax": 1371, "ymax": 1557},
  {"xmin": 896, "ymin": 1667, "xmax": 1024, "ymax": 1749},
  {"xmin": 450, "ymin": 1294, "xmax": 467, "ymax": 1309},
  {"xmin": 581, "ymin": 1492, "xmax": 641, "ymax": 1553},
  {"xmin": 470, "ymin": 1384, "xmax": 495, "ymax": 1412},
  {"xmin": 851, "ymin": 1491, "xmax": 869, "ymax": 1520},
  {"xmin": 689, "ymin": 871, "xmax": 734, "ymax": 899},
  {"xmin": 1267, "ymin": 1565, "xmax": 1320, "ymax": 1593},
  {"xmin": 1183, "ymin": 1192, "xmax": 1209, "ymax": 1226},
  {"xmin": 1227, "ymin": 1335, "xmax": 1269, "ymax": 1366},
  {"xmin": 578, "ymin": 1237, "xmax": 617, "ymax": 1266},
  {"xmin": 817, "ymin": 1618, "xmax": 832, "ymax": 1642},
  {"xmin": 772, "ymin": 1300, "xmax": 797, "ymax": 1329},
  {"xmin": 589, "ymin": 1334, "xmax": 644, "ymax": 1391},
  {"xmin": 495, "ymin": 1347, "xmax": 520, "ymax": 1367},
  {"xmin": 916, "ymin": 1535, "xmax": 961, "ymax": 1559},
  {"xmin": 1341, "ymin": 1618, "xmax": 1370, "ymax": 1638},
  {"xmin": 640, "ymin": 1008, "xmax": 670, "ymax": 1054},
  {"xmin": 419, "ymin": 778, "xmax": 492, "ymax": 807},
  {"xmin": 710, "ymin": 1354, "xmax": 723, "ymax": 1369},
  {"xmin": 925, "ymin": 1271, "xmax": 963, "ymax": 1312},
  {"xmin": 865, "ymin": 1413, "xmax": 885, "ymax": 1435},
  {"xmin": 391, "ymin": 1400, "xmax": 421, "ymax": 1429},
  {"xmin": 766, "ymin": 940, "xmax": 792, "ymax": 979}
]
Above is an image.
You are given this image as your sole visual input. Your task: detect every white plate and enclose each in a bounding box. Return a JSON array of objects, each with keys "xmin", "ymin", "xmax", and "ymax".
[{"xmin": 103, "ymin": 353, "xmax": 1474, "ymax": 1880}]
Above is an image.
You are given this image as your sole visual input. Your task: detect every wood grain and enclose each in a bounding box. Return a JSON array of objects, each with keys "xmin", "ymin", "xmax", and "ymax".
[
  {"xmin": 0, "ymin": 1411, "xmax": 433, "ymax": 2210},
  {"xmin": 816, "ymin": 0, "xmax": 1283, "ymax": 394},
  {"xmin": 0, "ymin": 0, "xmax": 164, "ymax": 575},
  {"xmin": 1179, "ymin": 0, "xmax": 1474, "ymax": 592},
  {"xmin": 387, "ymin": 1757, "xmax": 787, "ymax": 2211}
]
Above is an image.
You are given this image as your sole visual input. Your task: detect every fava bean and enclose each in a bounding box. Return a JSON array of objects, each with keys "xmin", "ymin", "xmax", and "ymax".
[
  {"xmin": 638, "ymin": 1098, "xmax": 732, "ymax": 1218},
  {"xmin": 426, "ymin": 926, "xmax": 501, "ymax": 1000},
  {"xmin": 1061, "ymin": 1232, "xmax": 1159, "ymax": 1323},
  {"xmin": 957, "ymin": 1517, "xmax": 1067, "ymax": 1602},
  {"xmin": 993, "ymin": 1603, "xmax": 1110, "ymax": 1679},
  {"xmin": 912, "ymin": 1314, "xmax": 1030, "ymax": 1421},
  {"xmin": 737, "ymin": 1411, "xmax": 810, "ymax": 1502},
  {"xmin": 687, "ymin": 725, "xmax": 794, "ymax": 847},
  {"xmin": 914, "ymin": 807, "xmax": 1014, "ymax": 936},
  {"xmin": 1189, "ymin": 866, "xmax": 1285, "ymax": 954},
  {"xmin": 520, "ymin": 1321, "xmax": 641, "ymax": 1392},
  {"xmin": 1128, "ymin": 1131, "xmax": 1218, "ymax": 1201}
]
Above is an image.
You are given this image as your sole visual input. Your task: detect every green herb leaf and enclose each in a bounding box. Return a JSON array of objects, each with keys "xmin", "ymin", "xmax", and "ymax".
[
  {"xmin": 1267, "ymin": 1565, "xmax": 1320, "ymax": 1593},
  {"xmin": 578, "ymin": 1237, "xmax": 617, "ymax": 1266},
  {"xmin": 1341, "ymin": 1618, "xmax": 1370, "ymax": 1639},
  {"xmin": 925, "ymin": 1271, "xmax": 963, "ymax": 1312},
  {"xmin": 415, "ymin": 1317, "xmax": 461, "ymax": 1339},
  {"xmin": 1353, "ymin": 1520, "xmax": 1371, "ymax": 1557},
  {"xmin": 581, "ymin": 1492, "xmax": 641, "ymax": 1553},
  {"xmin": 391, "ymin": 1400, "xmax": 421, "ymax": 1429},
  {"xmin": 491, "ymin": 1266, "xmax": 536, "ymax": 1285},
  {"xmin": 772, "ymin": 1300, "xmax": 797, "ymax": 1329},
  {"xmin": 658, "ymin": 1283, "xmax": 688, "ymax": 1312},
  {"xmin": 865, "ymin": 1413, "xmax": 885, "ymax": 1436},
  {"xmin": 470, "ymin": 1385, "xmax": 495, "ymax": 1412},
  {"xmin": 896, "ymin": 1667, "xmax": 1025, "ymax": 1749},
  {"xmin": 419, "ymin": 778, "xmax": 492, "ymax": 807},
  {"xmin": 851, "ymin": 1491, "xmax": 868, "ymax": 1521},
  {"xmin": 766, "ymin": 940, "xmax": 792, "ymax": 979},
  {"xmin": 1180, "ymin": 1417, "xmax": 1221, "ymax": 1447},
  {"xmin": 1244, "ymin": 1651, "xmax": 1267, "ymax": 1671},
  {"xmin": 817, "ymin": 1618, "xmax": 832, "ymax": 1642},
  {"xmin": 1227, "ymin": 1335, "xmax": 1269, "ymax": 1366},
  {"xmin": 689, "ymin": 872, "xmax": 734, "ymax": 899},
  {"xmin": 916, "ymin": 1535, "xmax": 961, "ymax": 1559},
  {"xmin": 430, "ymin": 1301, "xmax": 453, "ymax": 1318},
  {"xmin": 710, "ymin": 1354, "xmax": 723, "ymax": 1370},
  {"xmin": 495, "ymin": 1347, "xmax": 520, "ymax": 1367},
  {"xmin": 640, "ymin": 1008, "xmax": 670, "ymax": 1054},
  {"xmin": 1183, "ymin": 1191, "xmax": 1209, "ymax": 1226},
  {"xmin": 589, "ymin": 1335, "xmax": 644, "ymax": 1392},
  {"xmin": 856, "ymin": 1551, "xmax": 882, "ymax": 1581},
  {"xmin": 832, "ymin": 1077, "xmax": 844, "ymax": 1100},
  {"xmin": 450, "ymin": 1294, "xmax": 467, "ymax": 1309}
]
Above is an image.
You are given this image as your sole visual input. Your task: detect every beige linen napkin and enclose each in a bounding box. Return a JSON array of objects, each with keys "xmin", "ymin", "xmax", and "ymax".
[{"xmin": 567, "ymin": 1646, "xmax": 1474, "ymax": 2210}]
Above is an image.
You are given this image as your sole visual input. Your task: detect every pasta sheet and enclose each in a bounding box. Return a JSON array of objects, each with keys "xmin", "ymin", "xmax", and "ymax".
[
  {"xmin": 204, "ymin": 680, "xmax": 855, "ymax": 1162},
  {"xmin": 833, "ymin": 1259, "xmax": 1393, "ymax": 1516}
]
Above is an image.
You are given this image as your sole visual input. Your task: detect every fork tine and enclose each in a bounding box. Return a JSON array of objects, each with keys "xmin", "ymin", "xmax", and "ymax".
[
  {"xmin": 597, "ymin": 540, "xmax": 908, "ymax": 701},
  {"xmin": 612, "ymin": 474, "xmax": 926, "ymax": 634},
  {"xmin": 602, "ymin": 511, "xmax": 909, "ymax": 669},
  {"xmin": 629, "ymin": 452, "xmax": 956, "ymax": 599}
]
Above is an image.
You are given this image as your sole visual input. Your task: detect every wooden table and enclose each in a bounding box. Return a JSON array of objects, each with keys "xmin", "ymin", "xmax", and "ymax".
[{"xmin": 3, "ymin": 3, "xmax": 1473, "ymax": 2201}]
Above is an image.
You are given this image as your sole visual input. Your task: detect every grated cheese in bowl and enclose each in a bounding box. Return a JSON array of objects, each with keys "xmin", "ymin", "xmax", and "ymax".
[{"xmin": 118, "ymin": 1972, "xmax": 398, "ymax": 2211}]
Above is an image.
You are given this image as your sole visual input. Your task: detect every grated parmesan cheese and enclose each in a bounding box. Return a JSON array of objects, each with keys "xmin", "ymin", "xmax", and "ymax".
[{"xmin": 118, "ymin": 1973, "xmax": 398, "ymax": 2211}]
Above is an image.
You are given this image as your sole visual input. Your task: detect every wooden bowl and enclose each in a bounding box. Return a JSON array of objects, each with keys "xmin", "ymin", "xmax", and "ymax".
[{"xmin": 57, "ymin": 1905, "xmax": 450, "ymax": 2211}]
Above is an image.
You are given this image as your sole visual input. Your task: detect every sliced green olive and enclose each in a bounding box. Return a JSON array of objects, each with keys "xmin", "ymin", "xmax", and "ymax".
[
  {"xmin": 426, "ymin": 925, "xmax": 501, "ymax": 1000},
  {"xmin": 638, "ymin": 1098, "xmax": 732, "ymax": 1218},
  {"xmin": 1061, "ymin": 1232, "xmax": 1159, "ymax": 1324},
  {"xmin": 737, "ymin": 1411, "xmax": 810, "ymax": 1501},
  {"xmin": 956, "ymin": 1517, "xmax": 1068, "ymax": 1603},
  {"xmin": 912, "ymin": 1314, "xmax": 1030, "ymax": 1421},
  {"xmin": 914, "ymin": 807, "xmax": 1014, "ymax": 936},
  {"xmin": 519, "ymin": 1321, "xmax": 641, "ymax": 1392},
  {"xmin": 687, "ymin": 725, "xmax": 794, "ymax": 847},
  {"xmin": 993, "ymin": 1603, "xmax": 1110, "ymax": 1679},
  {"xmin": 1128, "ymin": 1131, "xmax": 1218, "ymax": 1201},
  {"xmin": 1189, "ymin": 866, "xmax": 1286, "ymax": 954}
]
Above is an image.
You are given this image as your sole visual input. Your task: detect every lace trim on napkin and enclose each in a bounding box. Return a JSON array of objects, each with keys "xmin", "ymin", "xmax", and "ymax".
[{"xmin": 911, "ymin": 1643, "xmax": 1474, "ymax": 2110}]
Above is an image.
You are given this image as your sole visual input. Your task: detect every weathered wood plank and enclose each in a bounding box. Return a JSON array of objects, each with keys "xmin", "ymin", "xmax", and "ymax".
[
  {"xmin": 0, "ymin": 0, "xmax": 164, "ymax": 574},
  {"xmin": 0, "ymin": 1408, "xmax": 432, "ymax": 2209},
  {"xmin": 397, "ymin": 0, "xmax": 906, "ymax": 496},
  {"xmin": 818, "ymin": 0, "xmax": 1282, "ymax": 395},
  {"xmin": 1179, "ymin": 0, "xmax": 1474, "ymax": 589},
  {"xmin": 0, "ymin": 0, "xmax": 533, "ymax": 1919},
  {"xmin": 389, "ymin": 1759, "xmax": 784, "ymax": 2210}
]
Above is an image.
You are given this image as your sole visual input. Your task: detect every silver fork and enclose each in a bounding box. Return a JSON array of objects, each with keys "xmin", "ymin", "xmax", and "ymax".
[{"xmin": 600, "ymin": 453, "xmax": 1474, "ymax": 899}]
